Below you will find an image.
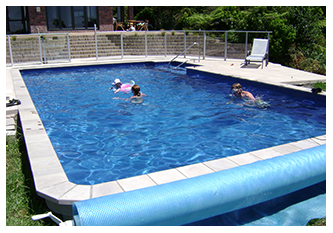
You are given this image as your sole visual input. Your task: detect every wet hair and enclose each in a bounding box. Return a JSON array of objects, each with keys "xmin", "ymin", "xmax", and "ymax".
[
  {"xmin": 231, "ymin": 83, "xmax": 242, "ymax": 90},
  {"xmin": 131, "ymin": 84, "xmax": 141, "ymax": 96}
]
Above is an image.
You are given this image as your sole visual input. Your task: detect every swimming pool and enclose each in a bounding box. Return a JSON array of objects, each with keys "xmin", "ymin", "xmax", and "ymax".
[{"xmin": 20, "ymin": 62, "xmax": 326, "ymax": 185}]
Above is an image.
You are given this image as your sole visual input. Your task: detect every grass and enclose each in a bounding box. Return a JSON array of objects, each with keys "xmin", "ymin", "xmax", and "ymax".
[
  {"xmin": 6, "ymin": 125, "xmax": 57, "ymax": 226},
  {"xmin": 313, "ymin": 81, "xmax": 326, "ymax": 91},
  {"xmin": 307, "ymin": 218, "xmax": 326, "ymax": 226},
  {"xmin": 6, "ymin": 119, "xmax": 326, "ymax": 226}
]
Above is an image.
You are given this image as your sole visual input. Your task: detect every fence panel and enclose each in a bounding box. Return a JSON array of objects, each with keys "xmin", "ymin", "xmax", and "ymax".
[
  {"xmin": 96, "ymin": 32, "xmax": 122, "ymax": 59},
  {"xmin": 41, "ymin": 34, "xmax": 70, "ymax": 63},
  {"xmin": 165, "ymin": 31, "xmax": 184, "ymax": 56},
  {"xmin": 122, "ymin": 31, "xmax": 146, "ymax": 56},
  {"xmin": 146, "ymin": 32, "xmax": 166, "ymax": 56},
  {"xmin": 6, "ymin": 34, "xmax": 41, "ymax": 65},
  {"xmin": 204, "ymin": 31, "xmax": 226, "ymax": 59},
  {"xmin": 184, "ymin": 31, "xmax": 204, "ymax": 59},
  {"xmin": 6, "ymin": 30, "xmax": 271, "ymax": 66}
]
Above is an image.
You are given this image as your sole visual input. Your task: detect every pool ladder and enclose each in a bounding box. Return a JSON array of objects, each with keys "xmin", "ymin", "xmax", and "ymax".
[{"xmin": 168, "ymin": 42, "xmax": 200, "ymax": 69}]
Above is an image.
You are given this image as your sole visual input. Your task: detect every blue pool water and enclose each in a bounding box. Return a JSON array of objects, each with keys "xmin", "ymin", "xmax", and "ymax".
[{"xmin": 20, "ymin": 63, "xmax": 326, "ymax": 185}]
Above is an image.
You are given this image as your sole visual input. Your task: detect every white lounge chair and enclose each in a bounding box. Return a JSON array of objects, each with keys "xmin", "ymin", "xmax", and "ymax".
[{"xmin": 245, "ymin": 38, "xmax": 269, "ymax": 69}]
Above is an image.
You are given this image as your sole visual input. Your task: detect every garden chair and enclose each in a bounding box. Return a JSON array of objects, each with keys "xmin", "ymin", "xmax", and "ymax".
[
  {"xmin": 245, "ymin": 38, "xmax": 269, "ymax": 69},
  {"xmin": 115, "ymin": 19, "xmax": 125, "ymax": 31},
  {"xmin": 137, "ymin": 19, "xmax": 149, "ymax": 31}
]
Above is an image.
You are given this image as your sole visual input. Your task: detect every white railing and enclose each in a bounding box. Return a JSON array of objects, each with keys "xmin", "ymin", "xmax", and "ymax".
[{"xmin": 6, "ymin": 27, "xmax": 272, "ymax": 66}]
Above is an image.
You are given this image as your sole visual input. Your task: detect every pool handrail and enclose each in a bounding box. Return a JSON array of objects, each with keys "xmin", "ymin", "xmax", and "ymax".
[{"xmin": 168, "ymin": 42, "xmax": 199, "ymax": 67}]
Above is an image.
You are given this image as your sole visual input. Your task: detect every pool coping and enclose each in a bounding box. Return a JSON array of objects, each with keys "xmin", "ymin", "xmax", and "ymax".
[{"xmin": 9, "ymin": 58, "xmax": 326, "ymax": 217}]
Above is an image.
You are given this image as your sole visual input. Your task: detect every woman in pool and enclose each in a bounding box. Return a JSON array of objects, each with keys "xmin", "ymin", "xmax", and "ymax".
[
  {"xmin": 129, "ymin": 84, "xmax": 147, "ymax": 103},
  {"xmin": 231, "ymin": 83, "xmax": 255, "ymax": 101},
  {"xmin": 113, "ymin": 84, "xmax": 147, "ymax": 103}
]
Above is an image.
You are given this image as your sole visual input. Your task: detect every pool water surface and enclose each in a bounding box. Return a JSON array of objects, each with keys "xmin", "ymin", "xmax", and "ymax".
[{"xmin": 20, "ymin": 63, "xmax": 326, "ymax": 185}]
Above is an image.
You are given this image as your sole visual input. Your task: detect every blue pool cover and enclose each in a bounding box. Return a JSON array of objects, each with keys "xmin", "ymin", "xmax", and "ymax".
[{"xmin": 72, "ymin": 145, "xmax": 326, "ymax": 226}]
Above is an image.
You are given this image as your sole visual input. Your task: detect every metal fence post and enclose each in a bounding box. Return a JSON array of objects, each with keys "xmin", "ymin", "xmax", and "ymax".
[
  {"xmin": 203, "ymin": 31, "xmax": 206, "ymax": 60},
  {"xmin": 198, "ymin": 42, "xmax": 200, "ymax": 62},
  {"xmin": 184, "ymin": 31, "xmax": 186, "ymax": 58},
  {"xmin": 94, "ymin": 24, "xmax": 98, "ymax": 61},
  {"xmin": 224, "ymin": 31, "xmax": 228, "ymax": 61},
  {"xmin": 7, "ymin": 35, "xmax": 13, "ymax": 66},
  {"xmin": 37, "ymin": 30, "xmax": 43, "ymax": 64},
  {"xmin": 42, "ymin": 35, "xmax": 46, "ymax": 64},
  {"xmin": 164, "ymin": 32, "xmax": 167, "ymax": 57},
  {"xmin": 67, "ymin": 33, "xmax": 71, "ymax": 63},
  {"xmin": 145, "ymin": 31, "xmax": 147, "ymax": 58},
  {"xmin": 120, "ymin": 32, "xmax": 123, "ymax": 59},
  {"xmin": 245, "ymin": 31, "xmax": 248, "ymax": 59},
  {"xmin": 267, "ymin": 32, "xmax": 270, "ymax": 64}
]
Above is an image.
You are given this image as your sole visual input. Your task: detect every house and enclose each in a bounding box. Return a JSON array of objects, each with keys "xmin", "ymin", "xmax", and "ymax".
[{"xmin": 6, "ymin": 6, "xmax": 134, "ymax": 34}]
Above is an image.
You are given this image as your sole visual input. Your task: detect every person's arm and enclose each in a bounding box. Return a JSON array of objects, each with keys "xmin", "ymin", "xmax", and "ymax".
[
  {"xmin": 113, "ymin": 97, "xmax": 130, "ymax": 101},
  {"xmin": 244, "ymin": 91, "xmax": 255, "ymax": 101}
]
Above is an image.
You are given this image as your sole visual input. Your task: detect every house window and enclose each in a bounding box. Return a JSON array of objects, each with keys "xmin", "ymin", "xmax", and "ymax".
[
  {"xmin": 46, "ymin": 6, "xmax": 98, "ymax": 30},
  {"xmin": 6, "ymin": 6, "xmax": 28, "ymax": 34}
]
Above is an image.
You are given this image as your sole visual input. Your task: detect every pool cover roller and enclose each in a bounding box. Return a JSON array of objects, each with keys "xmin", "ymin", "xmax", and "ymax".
[{"xmin": 72, "ymin": 145, "xmax": 326, "ymax": 226}]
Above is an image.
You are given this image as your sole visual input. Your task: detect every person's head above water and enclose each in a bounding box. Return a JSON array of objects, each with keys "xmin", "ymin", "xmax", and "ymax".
[
  {"xmin": 131, "ymin": 84, "xmax": 141, "ymax": 96},
  {"xmin": 231, "ymin": 83, "xmax": 243, "ymax": 95},
  {"xmin": 231, "ymin": 83, "xmax": 256, "ymax": 101},
  {"xmin": 113, "ymin": 79, "xmax": 122, "ymax": 88}
]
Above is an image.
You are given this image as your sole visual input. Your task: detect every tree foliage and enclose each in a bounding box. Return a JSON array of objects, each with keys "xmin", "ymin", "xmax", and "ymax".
[{"xmin": 134, "ymin": 6, "xmax": 326, "ymax": 74}]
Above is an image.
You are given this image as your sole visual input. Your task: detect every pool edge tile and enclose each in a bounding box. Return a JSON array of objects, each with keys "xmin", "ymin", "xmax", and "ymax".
[
  {"xmin": 37, "ymin": 181, "xmax": 76, "ymax": 204},
  {"xmin": 290, "ymin": 138, "xmax": 322, "ymax": 150},
  {"xmin": 249, "ymin": 148, "xmax": 284, "ymax": 160},
  {"xmin": 176, "ymin": 163, "xmax": 214, "ymax": 178},
  {"xmin": 226, "ymin": 152, "xmax": 262, "ymax": 166},
  {"xmin": 271, "ymin": 143, "xmax": 303, "ymax": 155},
  {"xmin": 117, "ymin": 175, "xmax": 157, "ymax": 192},
  {"xmin": 148, "ymin": 169, "xmax": 187, "ymax": 185},
  {"xmin": 311, "ymin": 135, "xmax": 326, "ymax": 145},
  {"xmin": 92, "ymin": 181, "xmax": 124, "ymax": 198},
  {"xmin": 203, "ymin": 157, "xmax": 239, "ymax": 172},
  {"xmin": 58, "ymin": 185, "xmax": 92, "ymax": 205},
  {"xmin": 33, "ymin": 172, "xmax": 69, "ymax": 192}
]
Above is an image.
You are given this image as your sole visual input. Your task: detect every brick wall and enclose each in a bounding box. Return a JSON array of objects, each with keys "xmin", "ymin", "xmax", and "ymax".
[
  {"xmin": 27, "ymin": 6, "xmax": 114, "ymax": 33},
  {"xmin": 128, "ymin": 6, "xmax": 134, "ymax": 20},
  {"xmin": 98, "ymin": 6, "xmax": 114, "ymax": 31},
  {"xmin": 28, "ymin": 6, "xmax": 47, "ymax": 33}
]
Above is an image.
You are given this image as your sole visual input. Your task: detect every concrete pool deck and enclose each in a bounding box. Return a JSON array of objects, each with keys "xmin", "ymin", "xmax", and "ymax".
[{"xmin": 6, "ymin": 56, "xmax": 326, "ymax": 218}]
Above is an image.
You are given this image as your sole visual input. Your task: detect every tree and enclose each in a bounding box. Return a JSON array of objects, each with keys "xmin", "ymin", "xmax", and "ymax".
[
  {"xmin": 286, "ymin": 6, "xmax": 326, "ymax": 74},
  {"xmin": 133, "ymin": 6, "xmax": 326, "ymax": 74}
]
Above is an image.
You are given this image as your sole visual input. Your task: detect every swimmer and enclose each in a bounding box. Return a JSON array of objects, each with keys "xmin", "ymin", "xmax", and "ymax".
[
  {"xmin": 231, "ymin": 83, "xmax": 255, "ymax": 101},
  {"xmin": 128, "ymin": 84, "xmax": 147, "ymax": 103},
  {"xmin": 110, "ymin": 79, "xmax": 135, "ymax": 94},
  {"xmin": 113, "ymin": 84, "xmax": 147, "ymax": 103},
  {"xmin": 110, "ymin": 78, "xmax": 122, "ymax": 93}
]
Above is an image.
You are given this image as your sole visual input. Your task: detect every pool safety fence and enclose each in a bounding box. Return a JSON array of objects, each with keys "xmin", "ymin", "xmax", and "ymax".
[{"xmin": 6, "ymin": 28, "xmax": 272, "ymax": 66}]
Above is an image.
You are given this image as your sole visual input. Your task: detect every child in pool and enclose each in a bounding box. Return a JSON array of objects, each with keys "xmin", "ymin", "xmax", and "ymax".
[
  {"xmin": 113, "ymin": 84, "xmax": 147, "ymax": 103},
  {"xmin": 231, "ymin": 83, "xmax": 255, "ymax": 101},
  {"xmin": 110, "ymin": 78, "xmax": 122, "ymax": 93}
]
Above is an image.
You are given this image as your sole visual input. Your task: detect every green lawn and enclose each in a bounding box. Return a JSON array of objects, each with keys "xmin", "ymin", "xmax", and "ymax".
[{"xmin": 6, "ymin": 133, "xmax": 56, "ymax": 226}]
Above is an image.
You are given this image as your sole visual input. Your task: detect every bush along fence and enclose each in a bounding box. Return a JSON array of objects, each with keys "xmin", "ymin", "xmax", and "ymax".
[{"xmin": 6, "ymin": 27, "xmax": 272, "ymax": 66}]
